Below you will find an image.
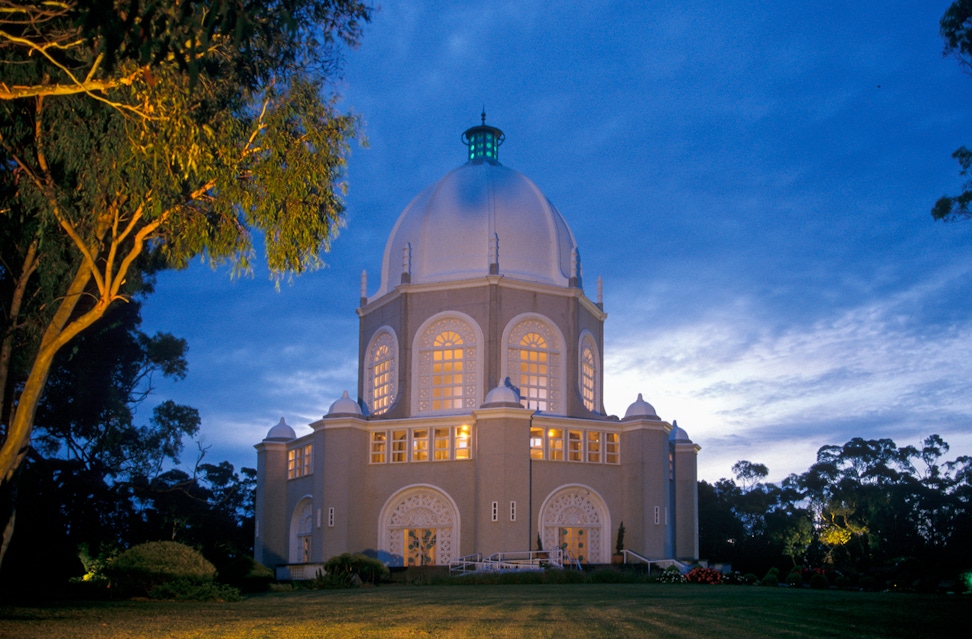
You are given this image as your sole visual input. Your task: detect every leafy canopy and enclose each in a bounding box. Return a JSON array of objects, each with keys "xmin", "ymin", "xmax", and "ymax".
[
  {"xmin": 934, "ymin": 0, "xmax": 972, "ymax": 221},
  {"xmin": 0, "ymin": 0, "xmax": 371, "ymax": 547}
]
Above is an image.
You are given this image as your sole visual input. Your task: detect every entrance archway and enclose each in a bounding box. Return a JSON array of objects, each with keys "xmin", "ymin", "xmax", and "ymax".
[
  {"xmin": 289, "ymin": 497, "xmax": 314, "ymax": 563},
  {"xmin": 379, "ymin": 485, "xmax": 459, "ymax": 566},
  {"xmin": 539, "ymin": 485, "xmax": 610, "ymax": 564}
]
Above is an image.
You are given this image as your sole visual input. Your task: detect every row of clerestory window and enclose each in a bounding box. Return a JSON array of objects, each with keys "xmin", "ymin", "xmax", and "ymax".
[
  {"xmin": 365, "ymin": 314, "xmax": 600, "ymax": 416},
  {"xmin": 370, "ymin": 425, "xmax": 472, "ymax": 464}
]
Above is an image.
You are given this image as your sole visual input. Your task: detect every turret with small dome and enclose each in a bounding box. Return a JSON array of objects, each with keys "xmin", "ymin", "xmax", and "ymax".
[{"xmin": 264, "ymin": 417, "xmax": 295, "ymax": 441}]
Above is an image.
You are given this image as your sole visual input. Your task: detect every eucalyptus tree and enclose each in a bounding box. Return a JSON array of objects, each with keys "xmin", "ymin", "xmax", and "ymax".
[
  {"xmin": 933, "ymin": 0, "xmax": 972, "ymax": 220},
  {"xmin": 0, "ymin": 0, "xmax": 371, "ymax": 564}
]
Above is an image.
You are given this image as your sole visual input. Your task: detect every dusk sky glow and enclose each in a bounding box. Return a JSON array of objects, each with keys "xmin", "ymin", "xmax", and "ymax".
[{"xmin": 140, "ymin": 1, "xmax": 972, "ymax": 484}]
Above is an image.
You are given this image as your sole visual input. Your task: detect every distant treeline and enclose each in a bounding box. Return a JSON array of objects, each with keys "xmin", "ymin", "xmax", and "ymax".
[{"xmin": 699, "ymin": 435, "xmax": 971, "ymax": 590}]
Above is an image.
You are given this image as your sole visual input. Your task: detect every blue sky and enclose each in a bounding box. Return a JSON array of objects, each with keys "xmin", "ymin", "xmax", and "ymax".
[{"xmin": 140, "ymin": 1, "xmax": 972, "ymax": 483}]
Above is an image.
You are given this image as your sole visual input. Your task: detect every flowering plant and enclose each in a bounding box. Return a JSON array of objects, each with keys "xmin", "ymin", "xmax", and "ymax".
[
  {"xmin": 686, "ymin": 567, "xmax": 723, "ymax": 585},
  {"xmin": 655, "ymin": 567, "xmax": 686, "ymax": 584}
]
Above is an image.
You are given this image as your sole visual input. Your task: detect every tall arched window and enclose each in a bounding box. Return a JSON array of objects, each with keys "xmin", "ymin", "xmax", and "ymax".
[
  {"xmin": 504, "ymin": 315, "xmax": 563, "ymax": 413},
  {"xmin": 431, "ymin": 331, "xmax": 464, "ymax": 411},
  {"xmin": 579, "ymin": 332, "xmax": 600, "ymax": 413},
  {"xmin": 517, "ymin": 332, "xmax": 550, "ymax": 411},
  {"xmin": 366, "ymin": 329, "xmax": 398, "ymax": 415},
  {"xmin": 414, "ymin": 314, "xmax": 482, "ymax": 415}
]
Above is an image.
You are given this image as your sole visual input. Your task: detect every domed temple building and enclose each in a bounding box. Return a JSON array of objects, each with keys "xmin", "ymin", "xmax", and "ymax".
[{"xmin": 254, "ymin": 118, "xmax": 700, "ymax": 574}]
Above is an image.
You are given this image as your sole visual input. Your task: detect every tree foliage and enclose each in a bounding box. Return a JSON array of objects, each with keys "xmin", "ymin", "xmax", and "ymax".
[
  {"xmin": 700, "ymin": 435, "xmax": 972, "ymax": 590},
  {"xmin": 934, "ymin": 0, "xmax": 972, "ymax": 221},
  {"xmin": 0, "ymin": 293, "xmax": 256, "ymax": 592},
  {"xmin": 0, "ymin": 0, "xmax": 371, "ymax": 562}
]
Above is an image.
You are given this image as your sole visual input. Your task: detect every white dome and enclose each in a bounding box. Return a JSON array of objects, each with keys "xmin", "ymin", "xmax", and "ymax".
[
  {"xmin": 327, "ymin": 390, "xmax": 363, "ymax": 416},
  {"xmin": 483, "ymin": 380, "xmax": 521, "ymax": 406},
  {"xmin": 265, "ymin": 417, "xmax": 295, "ymax": 441},
  {"xmin": 623, "ymin": 393, "xmax": 661, "ymax": 421},
  {"xmin": 670, "ymin": 420, "xmax": 692, "ymax": 443},
  {"xmin": 374, "ymin": 126, "xmax": 578, "ymax": 298}
]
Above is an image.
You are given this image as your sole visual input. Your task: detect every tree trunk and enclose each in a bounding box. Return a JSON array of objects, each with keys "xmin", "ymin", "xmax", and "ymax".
[{"xmin": 0, "ymin": 259, "xmax": 103, "ymax": 568}]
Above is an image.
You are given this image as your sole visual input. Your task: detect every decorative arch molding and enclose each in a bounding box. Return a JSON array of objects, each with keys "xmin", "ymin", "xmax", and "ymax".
[
  {"xmin": 538, "ymin": 484, "xmax": 610, "ymax": 564},
  {"xmin": 378, "ymin": 484, "xmax": 460, "ymax": 567},
  {"xmin": 577, "ymin": 330, "xmax": 601, "ymax": 413},
  {"xmin": 411, "ymin": 311, "xmax": 484, "ymax": 416},
  {"xmin": 365, "ymin": 326, "xmax": 399, "ymax": 416},
  {"xmin": 289, "ymin": 495, "xmax": 315, "ymax": 563},
  {"xmin": 501, "ymin": 313, "xmax": 566, "ymax": 414}
]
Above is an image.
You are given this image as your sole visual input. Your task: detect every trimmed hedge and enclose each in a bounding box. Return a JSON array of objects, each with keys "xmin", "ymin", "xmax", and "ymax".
[
  {"xmin": 105, "ymin": 541, "xmax": 218, "ymax": 598},
  {"xmin": 322, "ymin": 553, "xmax": 390, "ymax": 586}
]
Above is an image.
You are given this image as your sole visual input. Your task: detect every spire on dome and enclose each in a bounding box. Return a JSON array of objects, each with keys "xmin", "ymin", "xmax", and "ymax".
[{"xmin": 462, "ymin": 111, "xmax": 505, "ymax": 164}]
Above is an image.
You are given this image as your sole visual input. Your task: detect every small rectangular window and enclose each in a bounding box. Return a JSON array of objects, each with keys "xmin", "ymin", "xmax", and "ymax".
[
  {"xmin": 530, "ymin": 427, "xmax": 544, "ymax": 460},
  {"xmin": 302, "ymin": 444, "xmax": 313, "ymax": 475},
  {"xmin": 586, "ymin": 431, "xmax": 601, "ymax": 463},
  {"xmin": 568, "ymin": 430, "xmax": 583, "ymax": 462},
  {"xmin": 433, "ymin": 428, "xmax": 451, "ymax": 460},
  {"xmin": 288, "ymin": 444, "xmax": 313, "ymax": 479},
  {"xmin": 455, "ymin": 425, "xmax": 471, "ymax": 459},
  {"xmin": 510, "ymin": 501, "xmax": 516, "ymax": 522},
  {"xmin": 491, "ymin": 501, "xmax": 498, "ymax": 522},
  {"xmin": 606, "ymin": 432, "xmax": 619, "ymax": 464},
  {"xmin": 371, "ymin": 431, "xmax": 387, "ymax": 464},
  {"xmin": 412, "ymin": 428, "xmax": 429, "ymax": 462},
  {"xmin": 328, "ymin": 507, "xmax": 335, "ymax": 527},
  {"xmin": 391, "ymin": 430, "xmax": 408, "ymax": 463},
  {"xmin": 654, "ymin": 506, "xmax": 660, "ymax": 525},
  {"xmin": 548, "ymin": 429, "xmax": 564, "ymax": 461}
]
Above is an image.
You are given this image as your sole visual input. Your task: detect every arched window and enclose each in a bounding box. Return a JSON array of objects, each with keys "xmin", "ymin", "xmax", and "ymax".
[
  {"xmin": 366, "ymin": 329, "xmax": 398, "ymax": 415},
  {"xmin": 579, "ymin": 332, "xmax": 600, "ymax": 413},
  {"xmin": 505, "ymin": 316, "xmax": 563, "ymax": 413},
  {"xmin": 431, "ymin": 331, "xmax": 464, "ymax": 411},
  {"xmin": 517, "ymin": 332, "xmax": 550, "ymax": 411},
  {"xmin": 414, "ymin": 314, "xmax": 482, "ymax": 414}
]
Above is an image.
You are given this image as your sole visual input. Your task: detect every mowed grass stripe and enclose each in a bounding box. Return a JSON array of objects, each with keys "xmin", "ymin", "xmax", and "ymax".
[{"xmin": 0, "ymin": 584, "xmax": 965, "ymax": 639}]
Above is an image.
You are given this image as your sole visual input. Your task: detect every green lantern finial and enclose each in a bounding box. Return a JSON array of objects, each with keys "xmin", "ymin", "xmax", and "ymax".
[{"xmin": 462, "ymin": 112, "xmax": 505, "ymax": 164}]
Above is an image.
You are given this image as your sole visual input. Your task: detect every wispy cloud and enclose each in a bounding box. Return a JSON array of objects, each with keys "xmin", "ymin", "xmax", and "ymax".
[{"xmin": 605, "ymin": 265, "xmax": 972, "ymax": 481}]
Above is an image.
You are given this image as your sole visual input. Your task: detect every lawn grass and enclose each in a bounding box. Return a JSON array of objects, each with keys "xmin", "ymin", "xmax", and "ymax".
[{"xmin": 0, "ymin": 584, "xmax": 965, "ymax": 639}]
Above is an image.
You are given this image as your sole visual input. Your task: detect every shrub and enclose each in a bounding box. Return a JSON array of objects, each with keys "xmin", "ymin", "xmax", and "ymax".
[
  {"xmin": 655, "ymin": 566, "xmax": 686, "ymax": 584},
  {"xmin": 785, "ymin": 571, "xmax": 803, "ymax": 587},
  {"xmin": 148, "ymin": 578, "xmax": 242, "ymax": 601},
  {"xmin": 723, "ymin": 571, "xmax": 757, "ymax": 586},
  {"xmin": 323, "ymin": 553, "xmax": 390, "ymax": 586},
  {"xmin": 833, "ymin": 575, "xmax": 850, "ymax": 590},
  {"xmin": 588, "ymin": 568, "xmax": 627, "ymax": 584},
  {"xmin": 760, "ymin": 573, "xmax": 779, "ymax": 587},
  {"xmin": 687, "ymin": 567, "xmax": 723, "ymax": 585},
  {"xmin": 809, "ymin": 573, "xmax": 830, "ymax": 590},
  {"xmin": 218, "ymin": 556, "xmax": 274, "ymax": 593},
  {"xmin": 105, "ymin": 542, "xmax": 217, "ymax": 597},
  {"xmin": 859, "ymin": 575, "xmax": 879, "ymax": 591}
]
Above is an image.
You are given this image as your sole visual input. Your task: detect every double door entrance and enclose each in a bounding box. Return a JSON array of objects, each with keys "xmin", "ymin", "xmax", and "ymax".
[
  {"xmin": 557, "ymin": 526, "xmax": 591, "ymax": 564},
  {"xmin": 404, "ymin": 528, "xmax": 437, "ymax": 566}
]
